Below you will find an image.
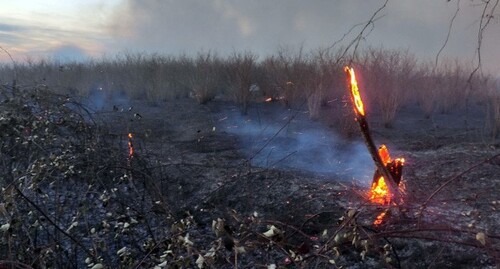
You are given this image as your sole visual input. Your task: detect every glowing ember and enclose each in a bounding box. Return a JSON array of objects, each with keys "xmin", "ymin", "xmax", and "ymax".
[
  {"xmin": 344, "ymin": 66, "xmax": 365, "ymax": 116},
  {"xmin": 373, "ymin": 211, "xmax": 387, "ymax": 226}
]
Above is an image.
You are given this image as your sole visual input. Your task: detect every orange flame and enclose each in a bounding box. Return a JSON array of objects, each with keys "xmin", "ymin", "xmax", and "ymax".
[
  {"xmin": 378, "ymin": 144, "xmax": 391, "ymax": 164},
  {"xmin": 344, "ymin": 66, "xmax": 365, "ymax": 116},
  {"xmin": 369, "ymin": 145, "xmax": 398, "ymax": 205},
  {"xmin": 370, "ymin": 176, "xmax": 391, "ymax": 205},
  {"xmin": 369, "ymin": 145, "xmax": 406, "ymax": 224}
]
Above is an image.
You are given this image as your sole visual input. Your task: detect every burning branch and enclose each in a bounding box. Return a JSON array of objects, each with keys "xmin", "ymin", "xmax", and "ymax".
[{"xmin": 344, "ymin": 66, "xmax": 402, "ymax": 203}]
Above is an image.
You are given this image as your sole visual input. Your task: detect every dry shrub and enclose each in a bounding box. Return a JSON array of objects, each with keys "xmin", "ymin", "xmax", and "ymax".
[
  {"xmin": 261, "ymin": 47, "xmax": 311, "ymax": 108},
  {"xmin": 360, "ymin": 48, "xmax": 416, "ymax": 127},
  {"xmin": 305, "ymin": 49, "xmax": 345, "ymax": 120},
  {"xmin": 188, "ymin": 52, "xmax": 221, "ymax": 104},
  {"xmin": 435, "ymin": 59, "xmax": 471, "ymax": 113},
  {"xmin": 483, "ymin": 77, "xmax": 500, "ymax": 138},
  {"xmin": 225, "ymin": 52, "xmax": 257, "ymax": 114},
  {"xmin": 412, "ymin": 63, "xmax": 439, "ymax": 118}
]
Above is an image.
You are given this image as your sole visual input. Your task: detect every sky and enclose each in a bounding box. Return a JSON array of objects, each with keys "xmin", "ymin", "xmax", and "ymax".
[{"xmin": 0, "ymin": 0, "xmax": 499, "ymax": 76}]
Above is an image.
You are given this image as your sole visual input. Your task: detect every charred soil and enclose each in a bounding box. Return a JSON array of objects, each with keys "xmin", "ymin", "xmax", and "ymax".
[{"xmin": 0, "ymin": 86, "xmax": 499, "ymax": 268}]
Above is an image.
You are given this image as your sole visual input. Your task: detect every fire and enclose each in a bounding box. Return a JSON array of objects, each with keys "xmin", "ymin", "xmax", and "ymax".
[
  {"xmin": 127, "ymin": 133, "xmax": 134, "ymax": 158},
  {"xmin": 344, "ymin": 66, "xmax": 365, "ymax": 116},
  {"xmin": 370, "ymin": 176, "xmax": 391, "ymax": 205},
  {"xmin": 343, "ymin": 66, "xmax": 406, "ymax": 225},
  {"xmin": 369, "ymin": 145, "xmax": 404, "ymax": 205}
]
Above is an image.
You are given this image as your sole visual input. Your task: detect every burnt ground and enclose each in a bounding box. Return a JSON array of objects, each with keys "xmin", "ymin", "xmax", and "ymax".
[
  {"xmin": 94, "ymin": 96, "xmax": 499, "ymax": 268},
  {"xmin": 1, "ymin": 87, "xmax": 499, "ymax": 268}
]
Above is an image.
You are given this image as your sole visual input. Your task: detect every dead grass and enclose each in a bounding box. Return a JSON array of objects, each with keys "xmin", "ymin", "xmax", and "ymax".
[{"xmin": 0, "ymin": 47, "xmax": 497, "ymax": 137}]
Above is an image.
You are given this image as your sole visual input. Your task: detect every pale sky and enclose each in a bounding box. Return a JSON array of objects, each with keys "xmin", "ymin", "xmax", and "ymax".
[{"xmin": 0, "ymin": 0, "xmax": 498, "ymax": 76}]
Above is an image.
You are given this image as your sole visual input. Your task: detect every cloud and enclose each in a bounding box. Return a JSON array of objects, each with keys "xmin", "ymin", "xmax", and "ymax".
[
  {"xmin": 0, "ymin": 22, "xmax": 98, "ymax": 62},
  {"xmin": 0, "ymin": 23, "xmax": 27, "ymax": 32}
]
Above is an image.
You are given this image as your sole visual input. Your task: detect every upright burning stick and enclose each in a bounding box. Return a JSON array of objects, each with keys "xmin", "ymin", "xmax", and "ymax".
[{"xmin": 344, "ymin": 66, "xmax": 401, "ymax": 202}]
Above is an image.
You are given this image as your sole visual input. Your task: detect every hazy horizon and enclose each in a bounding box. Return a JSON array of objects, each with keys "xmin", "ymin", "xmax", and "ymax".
[{"xmin": 0, "ymin": 1, "xmax": 499, "ymax": 76}]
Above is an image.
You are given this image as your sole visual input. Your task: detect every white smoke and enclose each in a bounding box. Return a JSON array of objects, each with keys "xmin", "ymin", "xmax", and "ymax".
[{"xmin": 217, "ymin": 103, "xmax": 374, "ymax": 185}]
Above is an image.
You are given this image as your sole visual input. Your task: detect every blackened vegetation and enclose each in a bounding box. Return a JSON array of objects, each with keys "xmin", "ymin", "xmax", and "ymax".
[{"xmin": 0, "ymin": 84, "xmax": 499, "ymax": 268}]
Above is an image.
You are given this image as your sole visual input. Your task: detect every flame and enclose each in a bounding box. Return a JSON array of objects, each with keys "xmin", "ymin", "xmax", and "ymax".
[
  {"xmin": 265, "ymin": 97, "xmax": 273, "ymax": 102},
  {"xmin": 370, "ymin": 176, "xmax": 391, "ymax": 205},
  {"xmin": 128, "ymin": 133, "xmax": 134, "ymax": 158},
  {"xmin": 369, "ymin": 145, "xmax": 398, "ymax": 205},
  {"xmin": 369, "ymin": 145, "xmax": 406, "ymax": 224},
  {"xmin": 378, "ymin": 144, "xmax": 391, "ymax": 164},
  {"xmin": 344, "ymin": 66, "xmax": 365, "ymax": 116}
]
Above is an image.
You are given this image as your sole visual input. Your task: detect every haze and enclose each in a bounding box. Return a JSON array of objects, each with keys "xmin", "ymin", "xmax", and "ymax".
[{"xmin": 0, "ymin": 0, "xmax": 498, "ymax": 76}]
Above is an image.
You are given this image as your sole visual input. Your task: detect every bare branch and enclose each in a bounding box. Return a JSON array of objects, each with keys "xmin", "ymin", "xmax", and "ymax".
[{"xmin": 435, "ymin": 0, "xmax": 461, "ymax": 68}]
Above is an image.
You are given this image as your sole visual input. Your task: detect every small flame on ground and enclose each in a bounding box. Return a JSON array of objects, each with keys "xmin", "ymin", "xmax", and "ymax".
[
  {"xmin": 265, "ymin": 97, "xmax": 273, "ymax": 102},
  {"xmin": 128, "ymin": 133, "xmax": 134, "ymax": 158},
  {"xmin": 344, "ymin": 66, "xmax": 365, "ymax": 116}
]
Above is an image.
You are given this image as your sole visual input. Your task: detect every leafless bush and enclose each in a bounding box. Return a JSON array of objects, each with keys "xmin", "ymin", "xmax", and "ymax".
[
  {"xmin": 483, "ymin": 77, "xmax": 500, "ymax": 138},
  {"xmin": 412, "ymin": 62, "xmax": 439, "ymax": 118},
  {"xmin": 261, "ymin": 47, "xmax": 311, "ymax": 108},
  {"xmin": 305, "ymin": 49, "xmax": 346, "ymax": 120},
  {"xmin": 188, "ymin": 52, "xmax": 222, "ymax": 104},
  {"xmin": 435, "ymin": 59, "xmax": 471, "ymax": 113},
  {"xmin": 225, "ymin": 52, "xmax": 257, "ymax": 114},
  {"xmin": 360, "ymin": 48, "xmax": 417, "ymax": 127}
]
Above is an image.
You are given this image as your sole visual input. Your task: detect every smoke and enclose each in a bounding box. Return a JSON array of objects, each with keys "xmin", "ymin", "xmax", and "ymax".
[
  {"xmin": 106, "ymin": 0, "xmax": 383, "ymax": 56},
  {"xmin": 104, "ymin": 0, "xmax": 500, "ymax": 77},
  {"xmin": 217, "ymin": 103, "xmax": 373, "ymax": 185},
  {"xmin": 85, "ymin": 85, "xmax": 130, "ymax": 112}
]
